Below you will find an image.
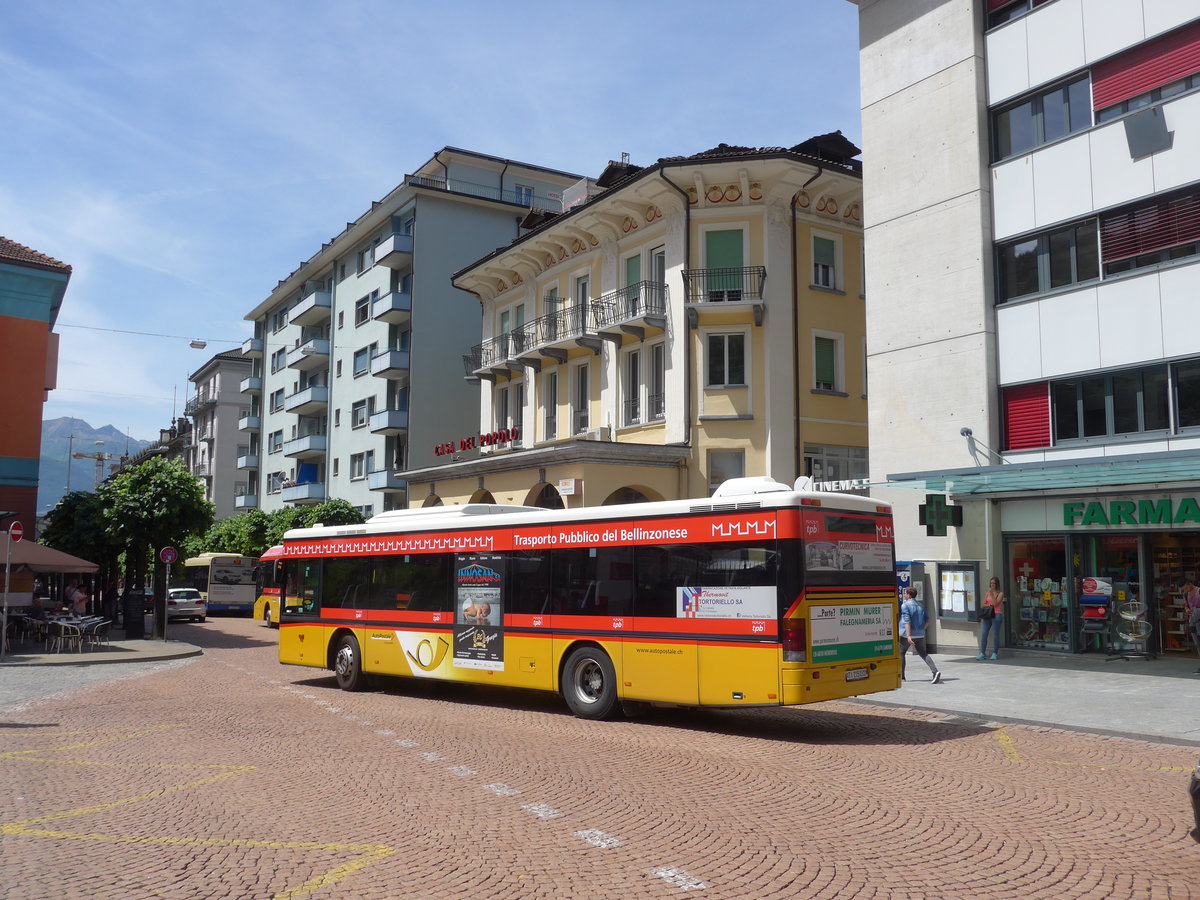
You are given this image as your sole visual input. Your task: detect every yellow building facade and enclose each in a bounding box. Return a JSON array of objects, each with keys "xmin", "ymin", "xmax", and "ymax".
[{"xmin": 404, "ymin": 136, "xmax": 867, "ymax": 508}]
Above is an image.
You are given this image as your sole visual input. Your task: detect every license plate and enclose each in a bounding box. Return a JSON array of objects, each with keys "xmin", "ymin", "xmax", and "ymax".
[{"xmin": 845, "ymin": 667, "xmax": 869, "ymax": 682}]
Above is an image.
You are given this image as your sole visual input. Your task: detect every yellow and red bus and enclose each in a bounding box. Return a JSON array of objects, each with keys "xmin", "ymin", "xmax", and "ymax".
[
  {"xmin": 274, "ymin": 477, "xmax": 899, "ymax": 719},
  {"xmin": 253, "ymin": 545, "xmax": 285, "ymax": 626}
]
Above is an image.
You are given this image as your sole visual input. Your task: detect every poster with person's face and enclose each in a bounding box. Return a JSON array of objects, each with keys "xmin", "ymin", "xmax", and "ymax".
[{"xmin": 454, "ymin": 554, "xmax": 504, "ymax": 671}]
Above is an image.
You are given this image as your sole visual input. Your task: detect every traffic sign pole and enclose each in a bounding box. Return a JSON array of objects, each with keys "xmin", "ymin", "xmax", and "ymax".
[{"xmin": 2, "ymin": 523, "xmax": 19, "ymax": 660}]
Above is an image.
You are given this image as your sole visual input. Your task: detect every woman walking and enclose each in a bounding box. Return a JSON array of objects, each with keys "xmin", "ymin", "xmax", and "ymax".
[{"xmin": 978, "ymin": 576, "xmax": 1004, "ymax": 660}]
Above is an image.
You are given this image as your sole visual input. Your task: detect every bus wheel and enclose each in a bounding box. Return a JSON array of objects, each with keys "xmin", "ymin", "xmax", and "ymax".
[
  {"xmin": 262, "ymin": 605, "xmax": 273, "ymax": 628},
  {"xmin": 562, "ymin": 647, "xmax": 617, "ymax": 719},
  {"xmin": 333, "ymin": 635, "xmax": 366, "ymax": 691}
]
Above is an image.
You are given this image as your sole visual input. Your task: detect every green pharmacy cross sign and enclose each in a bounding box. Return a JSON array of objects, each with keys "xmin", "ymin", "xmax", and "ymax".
[{"xmin": 918, "ymin": 493, "xmax": 963, "ymax": 537}]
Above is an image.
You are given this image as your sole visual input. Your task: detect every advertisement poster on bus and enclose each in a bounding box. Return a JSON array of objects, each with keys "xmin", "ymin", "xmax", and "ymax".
[
  {"xmin": 453, "ymin": 554, "xmax": 505, "ymax": 671},
  {"xmin": 677, "ymin": 585, "xmax": 776, "ymax": 619},
  {"xmin": 804, "ymin": 541, "xmax": 892, "ymax": 572},
  {"xmin": 809, "ymin": 603, "xmax": 894, "ymax": 663}
]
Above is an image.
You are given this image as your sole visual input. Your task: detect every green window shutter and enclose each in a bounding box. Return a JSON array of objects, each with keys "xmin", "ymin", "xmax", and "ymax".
[
  {"xmin": 706, "ymin": 230, "xmax": 743, "ymax": 268},
  {"xmin": 625, "ymin": 255, "xmax": 641, "ymax": 287},
  {"xmin": 814, "ymin": 237, "xmax": 835, "ymax": 267},
  {"xmin": 815, "ymin": 337, "xmax": 836, "ymax": 389}
]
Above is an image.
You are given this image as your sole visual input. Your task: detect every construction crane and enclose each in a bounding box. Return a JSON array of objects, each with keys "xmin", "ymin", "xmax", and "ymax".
[{"xmin": 72, "ymin": 449, "xmax": 116, "ymax": 489}]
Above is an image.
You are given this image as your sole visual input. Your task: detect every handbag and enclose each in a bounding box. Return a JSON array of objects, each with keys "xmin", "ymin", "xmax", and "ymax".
[{"xmin": 979, "ymin": 603, "xmax": 995, "ymax": 620}]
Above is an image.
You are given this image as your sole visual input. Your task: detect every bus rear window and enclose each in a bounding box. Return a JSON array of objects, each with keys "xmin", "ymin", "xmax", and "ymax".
[{"xmin": 823, "ymin": 515, "xmax": 877, "ymax": 535}]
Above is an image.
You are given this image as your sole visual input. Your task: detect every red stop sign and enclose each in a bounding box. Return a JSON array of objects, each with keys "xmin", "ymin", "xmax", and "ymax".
[{"xmin": 9, "ymin": 522, "xmax": 23, "ymax": 542}]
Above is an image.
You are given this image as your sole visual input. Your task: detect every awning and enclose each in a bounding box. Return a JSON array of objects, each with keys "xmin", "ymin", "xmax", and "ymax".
[
  {"xmin": 0, "ymin": 535, "xmax": 99, "ymax": 573},
  {"xmin": 885, "ymin": 448, "xmax": 1200, "ymax": 497}
]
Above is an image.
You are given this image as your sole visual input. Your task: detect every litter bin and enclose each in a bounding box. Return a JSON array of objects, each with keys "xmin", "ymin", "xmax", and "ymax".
[{"xmin": 123, "ymin": 592, "xmax": 145, "ymax": 639}]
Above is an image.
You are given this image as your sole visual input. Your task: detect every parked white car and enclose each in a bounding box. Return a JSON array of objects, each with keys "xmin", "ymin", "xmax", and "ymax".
[{"xmin": 166, "ymin": 588, "xmax": 206, "ymax": 623}]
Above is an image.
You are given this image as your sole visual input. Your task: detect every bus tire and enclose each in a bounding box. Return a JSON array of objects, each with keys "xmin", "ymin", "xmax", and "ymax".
[
  {"xmin": 561, "ymin": 646, "xmax": 618, "ymax": 720},
  {"xmin": 263, "ymin": 605, "xmax": 273, "ymax": 627},
  {"xmin": 333, "ymin": 634, "xmax": 366, "ymax": 692}
]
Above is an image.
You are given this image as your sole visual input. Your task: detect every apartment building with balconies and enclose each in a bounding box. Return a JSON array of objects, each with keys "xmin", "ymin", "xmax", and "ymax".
[
  {"xmin": 402, "ymin": 136, "xmax": 867, "ymax": 508},
  {"xmin": 847, "ymin": 0, "xmax": 1200, "ymax": 656},
  {"xmin": 185, "ymin": 351, "xmax": 252, "ymax": 518},
  {"xmin": 241, "ymin": 148, "xmax": 582, "ymax": 516}
]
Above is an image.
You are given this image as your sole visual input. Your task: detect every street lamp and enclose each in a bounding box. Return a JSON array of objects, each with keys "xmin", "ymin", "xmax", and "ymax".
[{"xmin": 189, "ymin": 339, "xmax": 207, "ymax": 349}]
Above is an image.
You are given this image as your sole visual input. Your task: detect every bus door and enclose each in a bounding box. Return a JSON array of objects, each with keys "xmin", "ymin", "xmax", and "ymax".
[{"xmin": 626, "ymin": 545, "xmax": 699, "ymax": 706}]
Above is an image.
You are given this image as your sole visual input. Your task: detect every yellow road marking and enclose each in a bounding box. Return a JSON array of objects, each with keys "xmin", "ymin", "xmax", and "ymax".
[
  {"xmin": 992, "ymin": 726, "xmax": 1191, "ymax": 773},
  {"xmin": 2, "ymin": 725, "xmax": 394, "ymax": 898}
]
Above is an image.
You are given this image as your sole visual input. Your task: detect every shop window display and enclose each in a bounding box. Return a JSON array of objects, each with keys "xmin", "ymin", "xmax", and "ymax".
[
  {"xmin": 1010, "ymin": 537, "xmax": 1070, "ymax": 650},
  {"xmin": 1151, "ymin": 533, "xmax": 1200, "ymax": 654}
]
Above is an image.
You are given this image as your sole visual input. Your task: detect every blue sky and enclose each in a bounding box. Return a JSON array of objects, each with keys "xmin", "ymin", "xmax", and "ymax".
[{"xmin": 3, "ymin": 0, "xmax": 861, "ymax": 443}]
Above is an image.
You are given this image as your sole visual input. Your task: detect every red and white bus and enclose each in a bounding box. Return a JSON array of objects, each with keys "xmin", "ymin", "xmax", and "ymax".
[{"xmin": 273, "ymin": 477, "xmax": 899, "ymax": 718}]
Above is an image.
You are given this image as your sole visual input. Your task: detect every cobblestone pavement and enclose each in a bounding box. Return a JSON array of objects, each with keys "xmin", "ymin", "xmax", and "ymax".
[{"xmin": 1, "ymin": 616, "xmax": 1196, "ymax": 899}]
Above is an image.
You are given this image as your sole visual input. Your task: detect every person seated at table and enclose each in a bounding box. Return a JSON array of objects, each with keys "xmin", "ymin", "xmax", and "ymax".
[{"xmin": 25, "ymin": 597, "xmax": 47, "ymax": 620}]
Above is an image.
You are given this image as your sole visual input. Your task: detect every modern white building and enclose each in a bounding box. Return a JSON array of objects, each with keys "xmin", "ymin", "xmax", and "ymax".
[
  {"xmin": 185, "ymin": 350, "xmax": 252, "ymax": 519},
  {"xmin": 410, "ymin": 136, "xmax": 868, "ymax": 508},
  {"xmin": 849, "ymin": 0, "xmax": 1200, "ymax": 657},
  {"xmin": 241, "ymin": 148, "xmax": 582, "ymax": 518}
]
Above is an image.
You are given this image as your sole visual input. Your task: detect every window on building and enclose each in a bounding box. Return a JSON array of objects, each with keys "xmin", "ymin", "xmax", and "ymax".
[
  {"xmin": 1176, "ymin": 360, "xmax": 1200, "ymax": 429},
  {"xmin": 706, "ymin": 333, "xmax": 746, "ymax": 387},
  {"xmin": 269, "ymin": 389, "xmax": 285, "ymax": 413},
  {"xmin": 350, "ymin": 451, "xmax": 374, "ymax": 480},
  {"xmin": 1101, "ymin": 187, "xmax": 1200, "ymax": 276},
  {"xmin": 267, "ymin": 471, "xmax": 285, "ymax": 493},
  {"xmin": 270, "ymin": 306, "xmax": 289, "ymax": 333},
  {"xmin": 707, "ymin": 449, "xmax": 745, "ymax": 495},
  {"xmin": 1052, "ymin": 366, "xmax": 1170, "ymax": 441},
  {"xmin": 997, "ymin": 220, "xmax": 1099, "ymax": 302},
  {"xmin": 650, "ymin": 343, "xmax": 666, "ymax": 420},
  {"xmin": 270, "ymin": 347, "xmax": 287, "ymax": 373},
  {"xmin": 332, "ymin": 458, "xmax": 339, "ymax": 477},
  {"xmin": 543, "ymin": 370, "xmax": 558, "ymax": 440},
  {"xmin": 353, "ymin": 345, "xmax": 375, "ymax": 376},
  {"xmin": 355, "ymin": 296, "xmax": 370, "ymax": 326},
  {"xmin": 992, "ymin": 74, "xmax": 1092, "ymax": 161},
  {"xmin": 804, "ymin": 445, "xmax": 869, "ymax": 486},
  {"xmin": 987, "ymin": 0, "xmax": 1057, "ymax": 30},
  {"xmin": 624, "ymin": 348, "xmax": 642, "ymax": 426},
  {"xmin": 514, "ymin": 184, "xmax": 533, "ymax": 205},
  {"xmin": 814, "ymin": 334, "xmax": 841, "ymax": 392},
  {"xmin": 813, "ymin": 235, "xmax": 837, "ymax": 289},
  {"xmin": 268, "ymin": 430, "xmax": 283, "ymax": 453},
  {"xmin": 572, "ymin": 363, "xmax": 590, "ymax": 433},
  {"xmin": 351, "ymin": 398, "xmax": 373, "ymax": 428},
  {"xmin": 1093, "ymin": 22, "xmax": 1200, "ymax": 121},
  {"xmin": 337, "ymin": 311, "xmax": 344, "ymax": 329},
  {"xmin": 356, "ymin": 245, "xmax": 373, "ymax": 274}
]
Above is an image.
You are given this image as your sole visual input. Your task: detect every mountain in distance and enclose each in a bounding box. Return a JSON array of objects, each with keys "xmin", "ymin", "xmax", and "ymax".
[{"xmin": 39, "ymin": 417, "xmax": 152, "ymax": 514}]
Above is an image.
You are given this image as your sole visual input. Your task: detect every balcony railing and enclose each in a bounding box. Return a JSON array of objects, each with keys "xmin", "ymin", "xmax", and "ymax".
[
  {"xmin": 234, "ymin": 494, "xmax": 258, "ymax": 509},
  {"xmin": 284, "ymin": 385, "xmax": 329, "ymax": 415},
  {"xmin": 282, "ymin": 481, "xmax": 325, "ymax": 505},
  {"xmin": 367, "ymin": 469, "xmax": 407, "ymax": 493},
  {"xmin": 372, "ymin": 289, "xmax": 412, "ymax": 325},
  {"xmin": 405, "ymin": 174, "xmax": 560, "ymax": 209},
  {"xmin": 682, "ymin": 266, "xmax": 767, "ymax": 304},
  {"xmin": 465, "ymin": 303, "xmax": 593, "ymax": 376},
  {"xmin": 238, "ymin": 413, "xmax": 261, "ymax": 432},
  {"xmin": 241, "ymin": 337, "xmax": 263, "ymax": 357},
  {"xmin": 286, "ymin": 338, "xmax": 330, "ymax": 370},
  {"xmin": 592, "ymin": 281, "xmax": 668, "ymax": 329},
  {"xmin": 184, "ymin": 391, "xmax": 216, "ymax": 416},
  {"xmin": 240, "ymin": 375, "xmax": 262, "ymax": 394},
  {"xmin": 283, "ymin": 432, "xmax": 327, "ymax": 459},
  {"xmin": 236, "ymin": 452, "xmax": 259, "ymax": 470},
  {"xmin": 370, "ymin": 348, "xmax": 410, "ymax": 380},
  {"xmin": 369, "ymin": 408, "xmax": 410, "ymax": 435},
  {"xmin": 192, "ymin": 462, "xmax": 211, "ymax": 478},
  {"xmin": 374, "ymin": 231, "xmax": 414, "ymax": 269},
  {"xmin": 290, "ymin": 288, "xmax": 332, "ymax": 326}
]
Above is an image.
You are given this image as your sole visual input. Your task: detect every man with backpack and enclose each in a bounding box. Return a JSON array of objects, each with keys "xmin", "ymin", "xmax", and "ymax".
[{"xmin": 900, "ymin": 586, "xmax": 942, "ymax": 684}]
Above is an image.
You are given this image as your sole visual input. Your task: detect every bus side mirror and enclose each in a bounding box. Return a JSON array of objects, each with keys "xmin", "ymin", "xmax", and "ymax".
[{"xmin": 275, "ymin": 560, "xmax": 286, "ymax": 584}]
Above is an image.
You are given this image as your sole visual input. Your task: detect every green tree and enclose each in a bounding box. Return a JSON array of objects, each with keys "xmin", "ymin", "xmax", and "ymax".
[
  {"xmin": 40, "ymin": 490, "xmax": 123, "ymax": 595},
  {"xmin": 303, "ymin": 498, "xmax": 366, "ymax": 528},
  {"xmin": 100, "ymin": 456, "xmax": 214, "ymax": 590},
  {"xmin": 263, "ymin": 506, "xmax": 311, "ymax": 549},
  {"xmin": 190, "ymin": 509, "xmax": 270, "ymax": 558}
]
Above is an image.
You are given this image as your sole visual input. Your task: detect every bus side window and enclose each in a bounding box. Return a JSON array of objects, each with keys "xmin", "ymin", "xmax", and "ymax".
[{"xmin": 509, "ymin": 551, "xmax": 551, "ymax": 616}]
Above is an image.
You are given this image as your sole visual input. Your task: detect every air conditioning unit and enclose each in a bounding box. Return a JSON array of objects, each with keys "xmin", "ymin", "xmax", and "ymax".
[{"xmin": 583, "ymin": 426, "xmax": 612, "ymax": 442}]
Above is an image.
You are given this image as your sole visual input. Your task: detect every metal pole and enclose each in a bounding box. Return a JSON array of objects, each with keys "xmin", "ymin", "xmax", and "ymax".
[{"xmin": 2, "ymin": 530, "xmax": 12, "ymax": 660}]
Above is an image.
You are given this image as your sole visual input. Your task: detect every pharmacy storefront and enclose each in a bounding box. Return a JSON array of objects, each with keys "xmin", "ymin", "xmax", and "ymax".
[
  {"xmin": 888, "ymin": 450, "xmax": 1200, "ymax": 659},
  {"xmin": 1001, "ymin": 493, "xmax": 1200, "ymax": 657}
]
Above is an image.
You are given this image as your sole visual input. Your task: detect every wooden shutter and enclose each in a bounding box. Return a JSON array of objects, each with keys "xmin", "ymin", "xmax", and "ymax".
[
  {"xmin": 814, "ymin": 337, "xmax": 836, "ymax": 389},
  {"xmin": 1092, "ymin": 22, "xmax": 1200, "ymax": 110},
  {"xmin": 1003, "ymin": 383, "xmax": 1050, "ymax": 450}
]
